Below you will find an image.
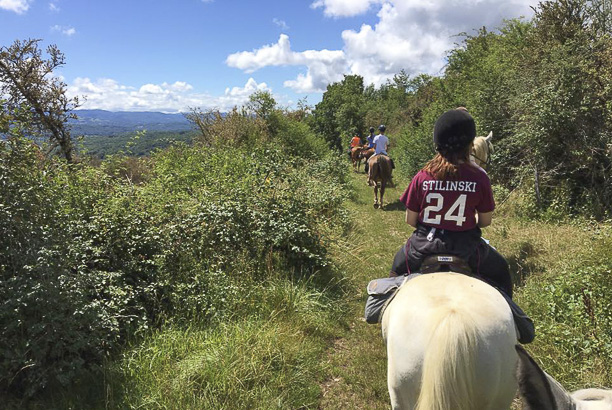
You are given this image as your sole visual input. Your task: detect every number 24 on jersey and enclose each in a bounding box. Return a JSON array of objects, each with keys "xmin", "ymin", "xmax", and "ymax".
[{"xmin": 422, "ymin": 193, "xmax": 467, "ymax": 227}]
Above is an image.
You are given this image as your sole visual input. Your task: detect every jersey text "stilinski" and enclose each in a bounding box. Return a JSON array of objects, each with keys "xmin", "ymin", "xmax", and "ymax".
[{"xmin": 422, "ymin": 180, "xmax": 477, "ymax": 193}]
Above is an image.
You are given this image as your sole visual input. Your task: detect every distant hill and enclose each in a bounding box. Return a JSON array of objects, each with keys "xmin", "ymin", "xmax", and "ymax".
[
  {"xmin": 80, "ymin": 130, "xmax": 195, "ymax": 158},
  {"xmin": 70, "ymin": 109, "xmax": 192, "ymax": 136}
]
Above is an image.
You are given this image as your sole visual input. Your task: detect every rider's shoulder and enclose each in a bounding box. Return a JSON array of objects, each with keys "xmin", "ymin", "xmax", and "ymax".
[{"xmin": 462, "ymin": 161, "xmax": 488, "ymax": 175}]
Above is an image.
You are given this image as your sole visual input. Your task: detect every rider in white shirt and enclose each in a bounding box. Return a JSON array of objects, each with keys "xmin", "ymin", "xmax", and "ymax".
[
  {"xmin": 369, "ymin": 124, "xmax": 395, "ymax": 186},
  {"xmin": 373, "ymin": 132, "xmax": 389, "ymax": 155},
  {"xmin": 372, "ymin": 125, "xmax": 394, "ymax": 168}
]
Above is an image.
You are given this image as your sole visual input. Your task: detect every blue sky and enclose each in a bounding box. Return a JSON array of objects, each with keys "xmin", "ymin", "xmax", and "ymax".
[{"xmin": 1, "ymin": 0, "xmax": 537, "ymax": 113}]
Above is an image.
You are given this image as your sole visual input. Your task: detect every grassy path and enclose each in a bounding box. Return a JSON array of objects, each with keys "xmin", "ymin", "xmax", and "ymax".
[
  {"xmin": 318, "ymin": 164, "xmax": 612, "ymax": 410},
  {"xmin": 319, "ymin": 168, "xmax": 410, "ymax": 409}
]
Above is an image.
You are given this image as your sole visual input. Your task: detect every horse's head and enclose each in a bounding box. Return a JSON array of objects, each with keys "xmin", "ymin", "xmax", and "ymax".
[
  {"xmin": 471, "ymin": 131, "xmax": 493, "ymax": 169},
  {"xmin": 360, "ymin": 148, "xmax": 374, "ymax": 160}
]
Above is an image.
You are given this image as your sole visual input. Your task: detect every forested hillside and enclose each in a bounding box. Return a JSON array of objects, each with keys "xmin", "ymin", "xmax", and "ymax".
[
  {"xmin": 70, "ymin": 110, "xmax": 192, "ymax": 136},
  {"xmin": 1, "ymin": 0, "xmax": 611, "ymax": 408},
  {"xmin": 80, "ymin": 130, "xmax": 195, "ymax": 158}
]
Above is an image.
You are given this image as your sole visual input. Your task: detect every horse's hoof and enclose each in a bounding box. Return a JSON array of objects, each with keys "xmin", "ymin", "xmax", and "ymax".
[{"xmin": 373, "ymin": 203, "xmax": 379, "ymax": 209}]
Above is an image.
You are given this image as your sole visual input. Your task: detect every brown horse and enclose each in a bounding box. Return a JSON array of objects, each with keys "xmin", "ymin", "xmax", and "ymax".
[
  {"xmin": 367, "ymin": 154, "xmax": 393, "ymax": 209},
  {"xmin": 360, "ymin": 147, "xmax": 375, "ymax": 173},
  {"xmin": 471, "ymin": 131, "xmax": 493, "ymax": 169},
  {"xmin": 350, "ymin": 146, "xmax": 366, "ymax": 172},
  {"xmin": 361, "ymin": 147, "xmax": 374, "ymax": 162}
]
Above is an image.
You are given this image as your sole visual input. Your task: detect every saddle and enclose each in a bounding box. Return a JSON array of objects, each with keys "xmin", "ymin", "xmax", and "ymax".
[
  {"xmin": 365, "ymin": 254, "xmax": 536, "ymax": 344},
  {"xmin": 420, "ymin": 254, "xmax": 472, "ymax": 275}
]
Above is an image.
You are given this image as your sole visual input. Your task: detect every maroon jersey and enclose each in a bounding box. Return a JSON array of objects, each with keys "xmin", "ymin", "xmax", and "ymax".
[{"xmin": 400, "ymin": 163, "xmax": 495, "ymax": 231}]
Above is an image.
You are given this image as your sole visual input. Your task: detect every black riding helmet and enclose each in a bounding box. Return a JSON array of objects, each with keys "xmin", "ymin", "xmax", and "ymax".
[
  {"xmin": 378, "ymin": 124, "xmax": 386, "ymax": 132},
  {"xmin": 433, "ymin": 109, "xmax": 476, "ymax": 152},
  {"xmin": 369, "ymin": 127, "xmax": 375, "ymax": 133}
]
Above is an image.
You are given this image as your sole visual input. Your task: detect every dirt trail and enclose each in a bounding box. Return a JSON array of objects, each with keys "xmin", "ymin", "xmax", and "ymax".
[{"xmin": 319, "ymin": 168, "xmax": 409, "ymax": 409}]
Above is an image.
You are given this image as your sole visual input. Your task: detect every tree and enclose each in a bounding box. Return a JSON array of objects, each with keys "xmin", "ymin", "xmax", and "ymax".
[
  {"xmin": 311, "ymin": 75, "xmax": 366, "ymax": 151},
  {"xmin": 0, "ymin": 39, "xmax": 80, "ymax": 162},
  {"xmin": 246, "ymin": 90, "xmax": 276, "ymax": 120},
  {"xmin": 246, "ymin": 90, "xmax": 281, "ymax": 137}
]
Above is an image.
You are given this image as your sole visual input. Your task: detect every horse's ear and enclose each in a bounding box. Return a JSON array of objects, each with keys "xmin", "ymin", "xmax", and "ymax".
[
  {"xmin": 515, "ymin": 345, "xmax": 574, "ymax": 410},
  {"xmin": 485, "ymin": 131, "xmax": 493, "ymax": 141}
]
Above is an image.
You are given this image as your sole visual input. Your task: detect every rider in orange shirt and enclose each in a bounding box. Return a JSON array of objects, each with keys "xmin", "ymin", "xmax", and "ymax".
[{"xmin": 348, "ymin": 134, "xmax": 363, "ymax": 159}]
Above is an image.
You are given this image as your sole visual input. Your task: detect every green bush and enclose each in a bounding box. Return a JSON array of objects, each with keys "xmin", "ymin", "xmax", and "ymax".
[
  {"xmin": 0, "ymin": 137, "xmax": 349, "ymax": 397},
  {"xmin": 276, "ymin": 116, "xmax": 329, "ymax": 160},
  {"xmin": 0, "ymin": 139, "xmax": 122, "ymax": 396},
  {"xmin": 522, "ymin": 263, "xmax": 612, "ymax": 388}
]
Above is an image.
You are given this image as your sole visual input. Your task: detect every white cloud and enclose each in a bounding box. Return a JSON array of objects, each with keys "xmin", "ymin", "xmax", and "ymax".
[
  {"xmin": 337, "ymin": 0, "xmax": 535, "ymax": 83},
  {"xmin": 273, "ymin": 18, "xmax": 289, "ymax": 31},
  {"xmin": 311, "ymin": 0, "xmax": 382, "ymax": 17},
  {"xmin": 228, "ymin": 1, "xmax": 536, "ymax": 94},
  {"xmin": 51, "ymin": 24, "xmax": 76, "ymax": 36},
  {"xmin": 0, "ymin": 0, "xmax": 31, "ymax": 14},
  {"xmin": 226, "ymin": 34, "xmax": 346, "ymax": 93},
  {"xmin": 49, "ymin": 2, "xmax": 59, "ymax": 12},
  {"xmin": 67, "ymin": 77, "xmax": 271, "ymax": 113}
]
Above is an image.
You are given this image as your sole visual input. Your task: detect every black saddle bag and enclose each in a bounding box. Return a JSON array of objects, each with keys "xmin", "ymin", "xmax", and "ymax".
[{"xmin": 364, "ymin": 276, "xmax": 408, "ymax": 324}]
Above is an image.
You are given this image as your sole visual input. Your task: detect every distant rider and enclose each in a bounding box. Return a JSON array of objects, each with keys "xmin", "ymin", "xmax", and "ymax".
[
  {"xmin": 348, "ymin": 134, "xmax": 363, "ymax": 159},
  {"xmin": 366, "ymin": 127, "xmax": 375, "ymax": 148},
  {"xmin": 368, "ymin": 124, "xmax": 395, "ymax": 185},
  {"xmin": 372, "ymin": 125, "xmax": 395, "ymax": 168}
]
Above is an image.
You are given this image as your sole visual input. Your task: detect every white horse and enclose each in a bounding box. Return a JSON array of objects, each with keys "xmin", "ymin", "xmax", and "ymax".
[
  {"xmin": 471, "ymin": 131, "xmax": 494, "ymax": 169},
  {"xmin": 381, "ymin": 271, "xmax": 612, "ymax": 410},
  {"xmin": 382, "ymin": 272, "xmax": 519, "ymax": 410}
]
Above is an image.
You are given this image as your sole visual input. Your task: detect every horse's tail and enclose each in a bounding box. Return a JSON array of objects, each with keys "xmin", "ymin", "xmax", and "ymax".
[
  {"xmin": 369, "ymin": 157, "xmax": 380, "ymax": 184},
  {"xmin": 416, "ymin": 307, "xmax": 478, "ymax": 410}
]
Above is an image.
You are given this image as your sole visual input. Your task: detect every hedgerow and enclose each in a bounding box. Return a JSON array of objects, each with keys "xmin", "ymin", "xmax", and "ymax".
[{"xmin": 0, "ymin": 136, "xmax": 348, "ymax": 397}]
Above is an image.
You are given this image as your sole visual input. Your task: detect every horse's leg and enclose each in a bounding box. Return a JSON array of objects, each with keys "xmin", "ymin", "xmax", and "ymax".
[
  {"xmin": 380, "ymin": 181, "xmax": 386, "ymax": 210},
  {"xmin": 367, "ymin": 162, "xmax": 374, "ymax": 186},
  {"xmin": 374, "ymin": 182, "xmax": 380, "ymax": 209}
]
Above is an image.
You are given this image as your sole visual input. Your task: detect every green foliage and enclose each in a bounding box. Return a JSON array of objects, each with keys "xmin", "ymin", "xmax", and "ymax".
[
  {"xmin": 0, "ymin": 139, "xmax": 119, "ymax": 396},
  {"xmin": 276, "ymin": 116, "xmax": 331, "ymax": 160},
  {"xmin": 186, "ymin": 106, "xmax": 267, "ymax": 147},
  {"xmin": 80, "ymin": 130, "xmax": 195, "ymax": 158},
  {"xmin": 522, "ymin": 263, "xmax": 612, "ymax": 388},
  {"xmin": 311, "ymin": 75, "xmax": 367, "ymax": 151},
  {"xmin": 0, "ymin": 131, "xmax": 349, "ymax": 398}
]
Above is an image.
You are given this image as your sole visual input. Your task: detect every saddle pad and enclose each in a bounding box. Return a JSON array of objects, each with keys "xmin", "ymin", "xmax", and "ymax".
[
  {"xmin": 365, "ymin": 275, "xmax": 420, "ymax": 324},
  {"xmin": 367, "ymin": 276, "xmax": 407, "ymax": 296}
]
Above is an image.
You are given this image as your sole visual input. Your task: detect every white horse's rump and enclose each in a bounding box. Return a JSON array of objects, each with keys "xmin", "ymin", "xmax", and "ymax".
[{"xmin": 382, "ymin": 273, "xmax": 518, "ymax": 410}]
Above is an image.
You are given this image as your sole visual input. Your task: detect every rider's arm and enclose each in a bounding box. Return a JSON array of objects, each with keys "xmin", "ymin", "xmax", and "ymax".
[
  {"xmin": 477, "ymin": 211, "xmax": 493, "ymax": 228},
  {"xmin": 406, "ymin": 209, "xmax": 419, "ymax": 228}
]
